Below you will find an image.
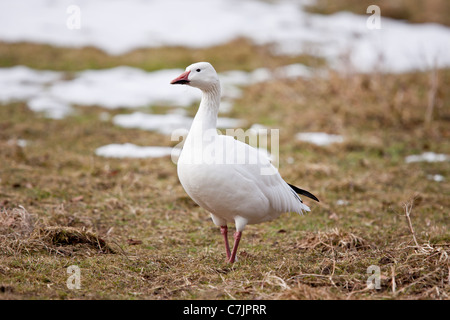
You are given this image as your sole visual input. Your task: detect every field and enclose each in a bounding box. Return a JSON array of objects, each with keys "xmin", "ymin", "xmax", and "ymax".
[{"xmin": 0, "ymin": 2, "xmax": 449, "ymax": 300}]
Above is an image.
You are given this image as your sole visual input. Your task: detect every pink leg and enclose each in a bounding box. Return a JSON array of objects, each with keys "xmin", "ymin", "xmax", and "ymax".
[
  {"xmin": 228, "ymin": 231, "xmax": 242, "ymax": 264},
  {"xmin": 220, "ymin": 226, "xmax": 231, "ymax": 260}
]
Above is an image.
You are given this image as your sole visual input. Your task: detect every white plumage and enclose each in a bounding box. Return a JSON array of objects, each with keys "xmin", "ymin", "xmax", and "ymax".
[{"xmin": 171, "ymin": 62, "xmax": 318, "ymax": 263}]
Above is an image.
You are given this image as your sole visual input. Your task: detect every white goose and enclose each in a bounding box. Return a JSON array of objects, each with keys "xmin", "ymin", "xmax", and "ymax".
[{"xmin": 171, "ymin": 62, "xmax": 318, "ymax": 263}]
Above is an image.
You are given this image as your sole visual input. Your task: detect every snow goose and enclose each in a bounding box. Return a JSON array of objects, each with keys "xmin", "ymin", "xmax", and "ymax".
[{"xmin": 171, "ymin": 62, "xmax": 318, "ymax": 263}]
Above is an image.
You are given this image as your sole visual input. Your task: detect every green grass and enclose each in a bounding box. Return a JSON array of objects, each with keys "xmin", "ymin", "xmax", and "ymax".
[
  {"xmin": 0, "ymin": 36, "xmax": 449, "ymax": 299},
  {"xmin": 0, "ymin": 38, "xmax": 323, "ymax": 72}
]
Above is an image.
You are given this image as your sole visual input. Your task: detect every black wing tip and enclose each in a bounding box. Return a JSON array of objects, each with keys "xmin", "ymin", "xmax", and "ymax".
[{"xmin": 288, "ymin": 183, "xmax": 320, "ymax": 202}]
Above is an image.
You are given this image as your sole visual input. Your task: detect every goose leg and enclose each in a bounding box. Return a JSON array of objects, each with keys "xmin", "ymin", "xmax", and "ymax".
[
  {"xmin": 228, "ymin": 231, "xmax": 242, "ymax": 264},
  {"xmin": 220, "ymin": 226, "xmax": 231, "ymax": 260}
]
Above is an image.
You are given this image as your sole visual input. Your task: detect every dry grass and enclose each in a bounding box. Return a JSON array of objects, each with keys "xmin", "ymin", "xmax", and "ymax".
[
  {"xmin": 306, "ymin": 0, "xmax": 450, "ymax": 26},
  {"xmin": 0, "ymin": 63, "xmax": 448, "ymax": 299},
  {"xmin": 0, "ymin": 206, "xmax": 115, "ymax": 256},
  {"xmin": 0, "ymin": 38, "xmax": 323, "ymax": 72},
  {"xmin": 0, "ymin": 206, "xmax": 35, "ymax": 238}
]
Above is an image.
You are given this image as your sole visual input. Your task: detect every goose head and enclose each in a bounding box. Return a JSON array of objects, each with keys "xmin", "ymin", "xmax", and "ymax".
[{"xmin": 170, "ymin": 62, "xmax": 219, "ymax": 92}]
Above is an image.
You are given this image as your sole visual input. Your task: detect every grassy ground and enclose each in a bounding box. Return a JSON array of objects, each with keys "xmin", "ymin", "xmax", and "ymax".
[
  {"xmin": 0, "ymin": 3, "xmax": 449, "ymax": 299},
  {"xmin": 0, "ymin": 38, "xmax": 323, "ymax": 72},
  {"xmin": 0, "ymin": 58, "xmax": 448, "ymax": 299}
]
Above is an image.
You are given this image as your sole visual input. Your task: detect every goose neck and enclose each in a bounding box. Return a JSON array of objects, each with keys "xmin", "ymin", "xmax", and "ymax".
[{"xmin": 192, "ymin": 83, "xmax": 221, "ymax": 132}]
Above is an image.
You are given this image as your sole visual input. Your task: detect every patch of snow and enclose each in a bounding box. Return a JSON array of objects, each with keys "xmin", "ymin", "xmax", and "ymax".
[
  {"xmin": 427, "ymin": 174, "xmax": 445, "ymax": 182},
  {"xmin": 49, "ymin": 67, "xmax": 202, "ymax": 109},
  {"xmin": 1, "ymin": 65, "xmax": 313, "ymax": 116},
  {"xmin": 273, "ymin": 64, "xmax": 316, "ymax": 79},
  {"xmin": 112, "ymin": 112, "xmax": 245, "ymax": 136},
  {"xmin": 0, "ymin": 66, "xmax": 61, "ymax": 103},
  {"xmin": 7, "ymin": 139, "xmax": 28, "ymax": 148},
  {"xmin": 1, "ymin": 0, "xmax": 449, "ymax": 72},
  {"xmin": 336, "ymin": 199, "xmax": 349, "ymax": 206},
  {"xmin": 95, "ymin": 143, "xmax": 174, "ymax": 159},
  {"xmin": 405, "ymin": 152, "xmax": 450, "ymax": 163},
  {"xmin": 112, "ymin": 113, "xmax": 190, "ymax": 136},
  {"xmin": 296, "ymin": 132, "xmax": 344, "ymax": 146},
  {"xmin": 27, "ymin": 95, "xmax": 73, "ymax": 119}
]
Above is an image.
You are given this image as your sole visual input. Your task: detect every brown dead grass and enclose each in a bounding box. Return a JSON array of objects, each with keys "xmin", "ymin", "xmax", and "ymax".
[
  {"xmin": 33, "ymin": 226, "xmax": 116, "ymax": 254},
  {"xmin": 0, "ymin": 206, "xmax": 116, "ymax": 256},
  {"xmin": 295, "ymin": 228, "xmax": 368, "ymax": 252},
  {"xmin": 0, "ymin": 206, "xmax": 35, "ymax": 238},
  {"xmin": 307, "ymin": 0, "xmax": 450, "ymax": 27},
  {"xmin": 0, "ymin": 38, "xmax": 323, "ymax": 72}
]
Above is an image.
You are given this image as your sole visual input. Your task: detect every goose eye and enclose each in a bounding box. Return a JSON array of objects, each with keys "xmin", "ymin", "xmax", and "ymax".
[{"xmin": 196, "ymin": 69, "xmax": 201, "ymax": 72}]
